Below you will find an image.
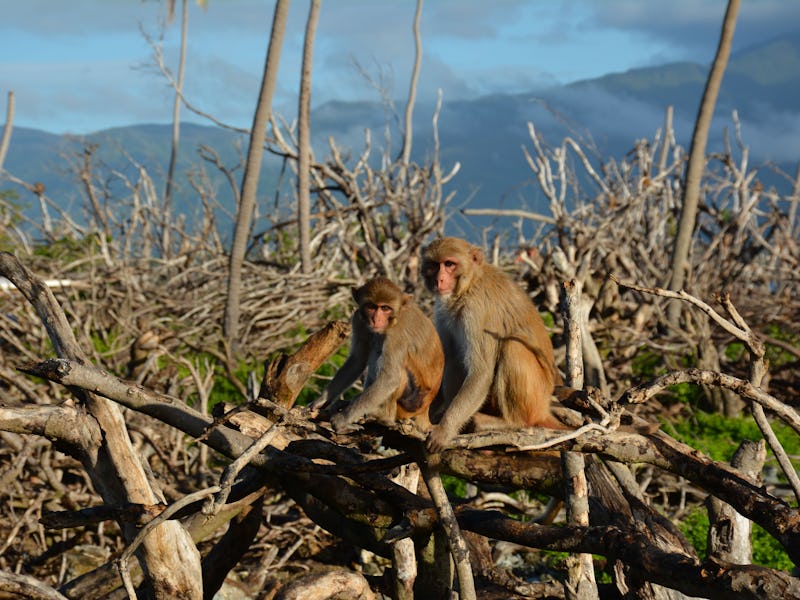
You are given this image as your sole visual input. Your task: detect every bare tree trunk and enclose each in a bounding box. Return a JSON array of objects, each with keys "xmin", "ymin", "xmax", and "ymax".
[
  {"xmin": 667, "ymin": 0, "xmax": 740, "ymax": 326},
  {"xmin": 399, "ymin": 0, "xmax": 422, "ymax": 167},
  {"xmin": 0, "ymin": 91, "xmax": 13, "ymax": 172},
  {"xmin": 560, "ymin": 279, "xmax": 599, "ymax": 600},
  {"xmin": 297, "ymin": 0, "xmax": 321, "ymax": 274},
  {"xmin": 707, "ymin": 439, "xmax": 765, "ymax": 564},
  {"xmin": 223, "ymin": 0, "xmax": 290, "ymax": 347},
  {"xmin": 163, "ymin": 0, "xmax": 190, "ymax": 259}
]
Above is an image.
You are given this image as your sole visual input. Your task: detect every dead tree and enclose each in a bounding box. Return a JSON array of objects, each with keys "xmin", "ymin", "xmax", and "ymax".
[{"xmin": 2, "ymin": 252, "xmax": 798, "ymax": 599}]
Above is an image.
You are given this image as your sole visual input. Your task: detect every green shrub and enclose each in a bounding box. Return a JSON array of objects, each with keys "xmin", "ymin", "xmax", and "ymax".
[
  {"xmin": 670, "ymin": 411, "xmax": 800, "ymax": 464},
  {"xmin": 441, "ymin": 474, "xmax": 467, "ymax": 498},
  {"xmin": 631, "ymin": 347, "xmax": 663, "ymax": 378},
  {"xmin": 763, "ymin": 325, "xmax": 800, "ymax": 369},
  {"xmin": 724, "ymin": 341, "xmax": 745, "ymax": 362},
  {"xmin": 679, "ymin": 507, "xmax": 708, "ymax": 557},
  {"xmin": 33, "ymin": 234, "xmax": 105, "ymax": 262},
  {"xmin": 678, "ymin": 507, "xmax": 792, "ymax": 570},
  {"xmin": 668, "ymin": 382, "xmax": 704, "ymax": 405},
  {"xmin": 752, "ymin": 523, "xmax": 793, "ymax": 571}
]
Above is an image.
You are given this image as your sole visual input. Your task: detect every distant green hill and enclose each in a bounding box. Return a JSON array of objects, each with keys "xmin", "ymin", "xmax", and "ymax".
[
  {"xmin": 574, "ymin": 32, "xmax": 800, "ymax": 116},
  {"xmin": 3, "ymin": 32, "xmax": 798, "ymax": 238}
]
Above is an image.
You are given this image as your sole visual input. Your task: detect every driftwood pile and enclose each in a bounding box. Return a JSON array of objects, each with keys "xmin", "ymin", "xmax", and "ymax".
[{"xmin": 1, "ymin": 246, "xmax": 798, "ymax": 599}]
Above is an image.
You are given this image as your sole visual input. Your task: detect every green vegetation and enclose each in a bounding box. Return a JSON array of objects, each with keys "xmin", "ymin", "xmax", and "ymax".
[
  {"xmin": 631, "ymin": 347, "xmax": 665, "ymax": 378},
  {"xmin": 441, "ymin": 474, "xmax": 468, "ymax": 498},
  {"xmin": 678, "ymin": 507, "xmax": 792, "ymax": 571},
  {"xmin": 679, "ymin": 507, "xmax": 709, "ymax": 558},
  {"xmin": 668, "ymin": 382, "xmax": 704, "ymax": 406},
  {"xmin": 724, "ymin": 341, "xmax": 745, "ymax": 362},
  {"xmin": 33, "ymin": 234, "xmax": 105, "ymax": 262},
  {"xmin": 763, "ymin": 325, "xmax": 800, "ymax": 368},
  {"xmin": 540, "ymin": 311, "xmax": 555, "ymax": 328},
  {"xmin": 752, "ymin": 523, "xmax": 795, "ymax": 571},
  {"xmin": 669, "ymin": 411, "xmax": 800, "ymax": 464}
]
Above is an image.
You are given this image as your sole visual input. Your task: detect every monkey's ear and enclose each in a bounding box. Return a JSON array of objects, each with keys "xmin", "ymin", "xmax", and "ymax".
[
  {"xmin": 402, "ymin": 293, "xmax": 413, "ymax": 307},
  {"xmin": 470, "ymin": 246, "xmax": 484, "ymax": 265}
]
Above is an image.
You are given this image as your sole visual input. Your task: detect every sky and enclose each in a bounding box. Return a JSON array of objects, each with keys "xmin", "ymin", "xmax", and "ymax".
[{"xmin": 1, "ymin": 0, "xmax": 799, "ymax": 135}]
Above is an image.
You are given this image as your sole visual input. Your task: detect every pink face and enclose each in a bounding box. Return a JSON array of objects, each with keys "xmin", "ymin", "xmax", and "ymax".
[
  {"xmin": 363, "ymin": 303, "xmax": 394, "ymax": 333},
  {"xmin": 433, "ymin": 257, "xmax": 459, "ymax": 296}
]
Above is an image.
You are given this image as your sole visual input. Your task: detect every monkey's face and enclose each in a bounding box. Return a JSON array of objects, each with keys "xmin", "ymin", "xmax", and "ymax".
[
  {"xmin": 362, "ymin": 302, "xmax": 395, "ymax": 334},
  {"xmin": 423, "ymin": 237, "xmax": 483, "ymax": 298},
  {"xmin": 353, "ymin": 278, "xmax": 406, "ymax": 334},
  {"xmin": 422, "ymin": 256, "xmax": 460, "ymax": 297}
]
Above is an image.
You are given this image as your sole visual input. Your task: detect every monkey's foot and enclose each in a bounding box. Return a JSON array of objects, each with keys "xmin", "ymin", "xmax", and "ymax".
[{"xmin": 425, "ymin": 425, "xmax": 454, "ymax": 453}]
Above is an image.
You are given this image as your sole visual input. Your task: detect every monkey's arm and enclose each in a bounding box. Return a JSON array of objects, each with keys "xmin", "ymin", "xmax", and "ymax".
[
  {"xmin": 427, "ymin": 331, "xmax": 496, "ymax": 452},
  {"xmin": 331, "ymin": 339, "xmax": 407, "ymax": 431}
]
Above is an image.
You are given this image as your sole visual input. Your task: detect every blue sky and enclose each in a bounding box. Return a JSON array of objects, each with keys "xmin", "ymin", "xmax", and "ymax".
[{"xmin": 2, "ymin": 0, "xmax": 799, "ymax": 135}]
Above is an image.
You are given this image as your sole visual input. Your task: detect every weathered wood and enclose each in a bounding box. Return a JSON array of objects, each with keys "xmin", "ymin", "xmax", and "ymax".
[
  {"xmin": 560, "ymin": 277, "xmax": 599, "ymax": 600},
  {"xmin": 272, "ymin": 568, "xmax": 376, "ymax": 600},
  {"xmin": 259, "ymin": 320, "xmax": 351, "ymax": 408},
  {"xmin": 0, "ymin": 569, "xmax": 70, "ymax": 600},
  {"xmin": 1, "ymin": 251, "xmax": 203, "ymax": 600},
  {"xmin": 420, "ymin": 452, "xmax": 476, "ymax": 600},
  {"xmin": 459, "ymin": 510, "xmax": 800, "ymax": 600},
  {"xmin": 707, "ymin": 440, "xmax": 766, "ymax": 564},
  {"xmin": 21, "ymin": 356, "xmax": 800, "ymax": 599}
]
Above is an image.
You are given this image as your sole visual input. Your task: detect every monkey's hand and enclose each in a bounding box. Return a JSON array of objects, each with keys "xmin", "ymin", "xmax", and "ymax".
[
  {"xmin": 330, "ymin": 412, "xmax": 360, "ymax": 434},
  {"xmin": 426, "ymin": 424, "xmax": 455, "ymax": 453}
]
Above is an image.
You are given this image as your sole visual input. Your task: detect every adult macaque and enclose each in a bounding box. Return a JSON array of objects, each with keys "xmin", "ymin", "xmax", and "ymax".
[
  {"xmin": 311, "ymin": 277, "xmax": 444, "ymax": 433},
  {"xmin": 422, "ymin": 237, "xmax": 565, "ymax": 452}
]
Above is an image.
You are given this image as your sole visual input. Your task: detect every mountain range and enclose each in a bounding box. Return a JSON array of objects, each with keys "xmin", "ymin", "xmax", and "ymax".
[{"xmin": 3, "ymin": 32, "xmax": 799, "ymax": 239}]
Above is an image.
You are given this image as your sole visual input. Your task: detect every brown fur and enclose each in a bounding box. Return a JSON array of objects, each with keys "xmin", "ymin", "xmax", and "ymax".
[
  {"xmin": 421, "ymin": 237, "xmax": 564, "ymax": 451},
  {"xmin": 313, "ymin": 277, "xmax": 444, "ymax": 432}
]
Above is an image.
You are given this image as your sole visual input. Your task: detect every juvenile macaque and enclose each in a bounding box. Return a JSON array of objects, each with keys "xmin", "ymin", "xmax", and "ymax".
[
  {"xmin": 312, "ymin": 277, "xmax": 444, "ymax": 433},
  {"xmin": 422, "ymin": 237, "xmax": 565, "ymax": 452}
]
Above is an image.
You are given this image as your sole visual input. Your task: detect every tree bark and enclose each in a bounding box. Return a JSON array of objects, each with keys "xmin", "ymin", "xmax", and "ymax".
[
  {"xmin": 0, "ymin": 90, "xmax": 14, "ymax": 172},
  {"xmin": 560, "ymin": 279, "xmax": 599, "ymax": 600},
  {"xmin": 163, "ymin": 0, "xmax": 189, "ymax": 258},
  {"xmin": 223, "ymin": 0, "xmax": 290, "ymax": 347},
  {"xmin": 0, "ymin": 252, "xmax": 202, "ymax": 599},
  {"xmin": 707, "ymin": 440, "xmax": 765, "ymax": 564},
  {"xmin": 297, "ymin": 0, "xmax": 321, "ymax": 274},
  {"xmin": 399, "ymin": 0, "xmax": 423, "ymax": 167},
  {"xmin": 667, "ymin": 0, "xmax": 740, "ymax": 325},
  {"xmin": 258, "ymin": 320, "xmax": 351, "ymax": 409}
]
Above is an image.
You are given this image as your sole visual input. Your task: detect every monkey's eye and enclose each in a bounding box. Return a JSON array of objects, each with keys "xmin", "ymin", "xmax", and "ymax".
[
  {"xmin": 378, "ymin": 305, "xmax": 392, "ymax": 313},
  {"xmin": 444, "ymin": 260, "xmax": 457, "ymax": 269}
]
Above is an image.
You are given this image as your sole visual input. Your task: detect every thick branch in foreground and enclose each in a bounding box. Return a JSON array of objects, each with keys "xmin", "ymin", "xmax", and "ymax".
[
  {"xmin": 419, "ymin": 453, "xmax": 476, "ymax": 600},
  {"xmin": 436, "ymin": 427, "xmax": 800, "ymax": 563},
  {"xmin": 19, "ymin": 357, "xmax": 800, "ymax": 598},
  {"xmin": 23, "ymin": 357, "xmax": 800, "ymax": 559},
  {"xmin": 460, "ymin": 510, "xmax": 800, "ymax": 600},
  {"xmin": 0, "ymin": 569, "xmax": 68, "ymax": 600},
  {"xmin": 0, "ymin": 404, "xmax": 100, "ymax": 458},
  {"xmin": 1, "ymin": 252, "xmax": 202, "ymax": 598},
  {"xmin": 621, "ymin": 367, "xmax": 800, "ymax": 434},
  {"xmin": 259, "ymin": 320, "xmax": 351, "ymax": 408}
]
